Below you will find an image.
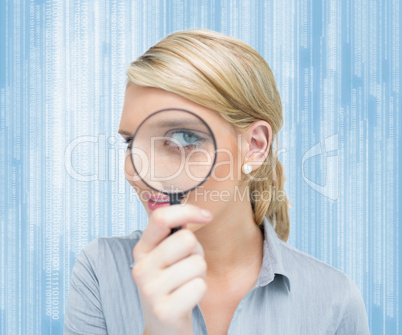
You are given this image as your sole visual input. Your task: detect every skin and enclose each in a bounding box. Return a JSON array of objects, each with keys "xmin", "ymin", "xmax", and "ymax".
[{"xmin": 119, "ymin": 83, "xmax": 273, "ymax": 334}]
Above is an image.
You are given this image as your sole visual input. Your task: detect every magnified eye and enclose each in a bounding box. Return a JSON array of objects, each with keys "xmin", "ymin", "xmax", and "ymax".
[{"xmin": 165, "ymin": 129, "xmax": 204, "ymax": 151}]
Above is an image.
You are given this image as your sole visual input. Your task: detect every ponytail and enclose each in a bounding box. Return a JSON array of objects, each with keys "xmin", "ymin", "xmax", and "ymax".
[{"xmin": 246, "ymin": 135, "xmax": 291, "ymax": 242}]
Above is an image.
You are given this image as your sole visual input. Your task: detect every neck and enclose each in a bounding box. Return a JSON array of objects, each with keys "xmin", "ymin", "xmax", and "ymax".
[{"xmin": 194, "ymin": 201, "xmax": 264, "ymax": 283}]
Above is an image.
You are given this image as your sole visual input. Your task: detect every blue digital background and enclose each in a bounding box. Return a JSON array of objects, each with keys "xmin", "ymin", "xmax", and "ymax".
[{"xmin": 0, "ymin": 0, "xmax": 400, "ymax": 334}]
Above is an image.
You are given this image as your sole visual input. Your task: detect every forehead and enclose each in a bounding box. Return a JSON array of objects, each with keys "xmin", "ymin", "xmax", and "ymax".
[{"xmin": 119, "ymin": 83, "xmax": 238, "ymax": 141}]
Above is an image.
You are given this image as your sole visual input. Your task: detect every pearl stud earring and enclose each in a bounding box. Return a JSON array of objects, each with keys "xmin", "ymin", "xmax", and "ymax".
[{"xmin": 242, "ymin": 163, "xmax": 252, "ymax": 174}]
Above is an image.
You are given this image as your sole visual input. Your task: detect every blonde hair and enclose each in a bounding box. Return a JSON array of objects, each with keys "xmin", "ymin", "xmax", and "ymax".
[{"xmin": 126, "ymin": 29, "xmax": 291, "ymax": 241}]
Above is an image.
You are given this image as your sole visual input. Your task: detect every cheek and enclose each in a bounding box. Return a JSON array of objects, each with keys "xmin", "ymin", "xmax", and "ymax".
[
  {"xmin": 124, "ymin": 151, "xmax": 148, "ymax": 193},
  {"xmin": 124, "ymin": 151, "xmax": 136, "ymax": 183},
  {"xmin": 183, "ymin": 151, "xmax": 241, "ymax": 209},
  {"xmin": 210, "ymin": 149, "xmax": 241, "ymax": 184},
  {"xmin": 124, "ymin": 155, "xmax": 152, "ymax": 215}
]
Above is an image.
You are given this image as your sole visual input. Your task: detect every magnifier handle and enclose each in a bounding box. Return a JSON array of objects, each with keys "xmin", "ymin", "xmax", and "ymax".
[
  {"xmin": 169, "ymin": 194, "xmax": 184, "ymax": 235},
  {"xmin": 169, "ymin": 226, "xmax": 182, "ymax": 235}
]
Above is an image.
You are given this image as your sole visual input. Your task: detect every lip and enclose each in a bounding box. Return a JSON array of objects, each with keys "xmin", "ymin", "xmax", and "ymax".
[
  {"xmin": 147, "ymin": 199, "xmax": 171, "ymax": 211},
  {"xmin": 144, "ymin": 192, "xmax": 186, "ymax": 211},
  {"xmin": 144, "ymin": 192, "xmax": 170, "ymax": 202}
]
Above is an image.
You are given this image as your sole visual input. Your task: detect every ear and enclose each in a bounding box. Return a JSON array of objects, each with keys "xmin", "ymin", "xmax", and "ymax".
[{"xmin": 242, "ymin": 120, "xmax": 272, "ymax": 172}]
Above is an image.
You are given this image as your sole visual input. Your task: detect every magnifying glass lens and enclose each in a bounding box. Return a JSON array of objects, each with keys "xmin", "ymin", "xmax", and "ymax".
[{"xmin": 130, "ymin": 109, "xmax": 216, "ymax": 201}]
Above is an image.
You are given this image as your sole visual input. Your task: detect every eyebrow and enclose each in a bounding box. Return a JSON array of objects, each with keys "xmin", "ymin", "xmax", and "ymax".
[
  {"xmin": 118, "ymin": 130, "xmax": 133, "ymax": 137},
  {"xmin": 153, "ymin": 120, "xmax": 201, "ymax": 128},
  {"xmin": 118, "ymin": 120, "xmax": 202, "ymax": 137}
]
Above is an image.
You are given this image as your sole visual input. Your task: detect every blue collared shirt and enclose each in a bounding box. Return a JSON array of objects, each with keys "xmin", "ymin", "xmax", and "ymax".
[{"xmin": 64, "ymin": 217, "xmax": 370, "ymax": 334}]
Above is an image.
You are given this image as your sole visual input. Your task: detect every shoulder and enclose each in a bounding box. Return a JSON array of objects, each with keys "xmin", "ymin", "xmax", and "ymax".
[
  {"xmin": 66, "ymin": 232, "xmax": 145, "ymax": 334},
  {"xmin": 96, "ymin": 229, "xmax": 144, "ymax": 254},
  {"xmin": 276, "ymin": 240, "xmax": 369, "ymax": 334},
  {"xmin": 82, "ymin": 229, "xmax": 143, "ymax": 254},
  {"xmin": 278, "ymin": 240, "xmax": 351, "ymax": 288},
  {"xmin": 75, "ymin": 229, "xmax": 144, "ymax": 274}
]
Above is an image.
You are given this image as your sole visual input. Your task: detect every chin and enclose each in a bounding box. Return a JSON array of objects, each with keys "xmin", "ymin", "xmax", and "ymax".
[{"xmin": 184, "ymin": 223, "xmax": 206, "ymax": 233}]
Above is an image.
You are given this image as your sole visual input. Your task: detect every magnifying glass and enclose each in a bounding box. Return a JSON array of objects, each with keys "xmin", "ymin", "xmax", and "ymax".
[{"xmin": 129, "ymin": 108, "xmax": 217, "ymax": 235}]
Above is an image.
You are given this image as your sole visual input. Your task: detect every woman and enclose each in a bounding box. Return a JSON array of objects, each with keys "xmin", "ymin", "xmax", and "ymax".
[{"xmin": 64, "ymin": 29, "xmax": 370, "ymax": 335}]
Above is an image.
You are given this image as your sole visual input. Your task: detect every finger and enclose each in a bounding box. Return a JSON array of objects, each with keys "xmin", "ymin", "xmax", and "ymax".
[
  {"xmin": 150, "ymin": 229, "xmax": 204, "ymax": 269},
  {"xmin": 132, "ymin": 229, "xmax": 204, "ymax": 287},
  {"xmin": 145, "ymin": 253, "xmax": 207, "ymax": 299},
  {"xmin": 158, "ymin": 277, "xmax": 207, "ymax": 320},
  {"xmin": 133, "ymin": 204, "xmax": 212, "ymax": 260}
]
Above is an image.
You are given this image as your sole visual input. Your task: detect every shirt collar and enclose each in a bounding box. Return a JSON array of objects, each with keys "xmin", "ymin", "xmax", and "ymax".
[
  {"xmin": 129, "ymin": 217, "xmax": 291, "ymax": 292},
  {"xmin": 253, "ymin": 216, "xmax": 291, "ymax": 292}
]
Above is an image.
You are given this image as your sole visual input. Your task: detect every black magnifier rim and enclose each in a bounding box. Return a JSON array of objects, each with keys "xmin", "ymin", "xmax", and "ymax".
[{"xmin": 129, "ymin": 107, "xmax": 218, "ymax": 197}]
